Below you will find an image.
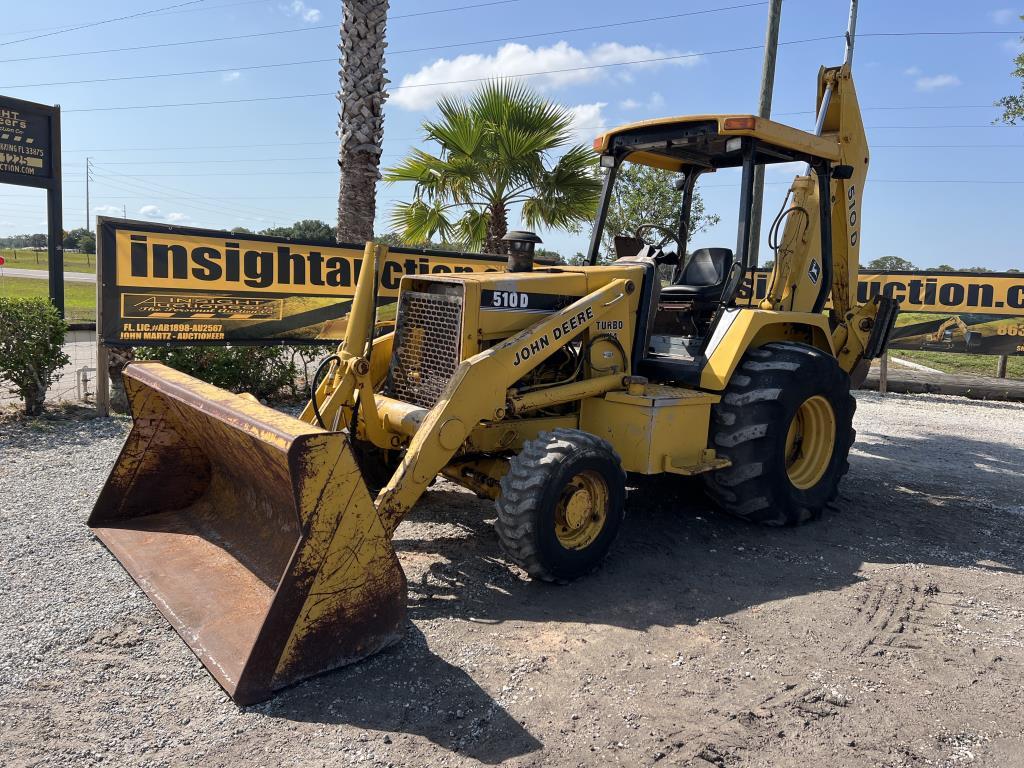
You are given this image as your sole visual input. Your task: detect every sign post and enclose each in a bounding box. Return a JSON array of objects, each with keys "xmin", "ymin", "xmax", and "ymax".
[{"xmin": 0, "ymin": 95, "xmax": 63, "ymax": 314}]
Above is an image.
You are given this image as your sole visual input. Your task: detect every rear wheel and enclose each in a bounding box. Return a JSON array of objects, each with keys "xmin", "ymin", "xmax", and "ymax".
[
  {"xmin": 703, "ymin": 342, "xmax": 855, "ymax": 526},
  {"xmin": 495, "ymin": 429, "xmax": 626, "ymax": 582}
]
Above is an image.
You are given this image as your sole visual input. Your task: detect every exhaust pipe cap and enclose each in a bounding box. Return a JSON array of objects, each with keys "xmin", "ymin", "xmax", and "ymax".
[{"xmin": 502, "ymin": 230, "xmax": 542, "ymax": 272}]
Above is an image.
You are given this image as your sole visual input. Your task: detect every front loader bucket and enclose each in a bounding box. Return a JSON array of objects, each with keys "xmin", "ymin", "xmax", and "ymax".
[{"xmin": 88, "ymin": 362, "xmax": 407, "ymax": 705}]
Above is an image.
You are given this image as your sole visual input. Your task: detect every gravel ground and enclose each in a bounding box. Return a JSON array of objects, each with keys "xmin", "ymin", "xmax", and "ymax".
[{"xmin": 2, "ymin": 391, "xmax": 1024, "ymax": 767}]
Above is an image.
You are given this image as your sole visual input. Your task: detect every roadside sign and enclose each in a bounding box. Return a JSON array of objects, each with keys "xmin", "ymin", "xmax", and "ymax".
[
  {"xmin": 0, "ymin": 95, "xmax": 63, "ymax": 314},
  {"xmin": 97, "ymin": 218, "xmax": 506, "ymax": 346},
  {"xmin": 739, "ymin": 268, "xmax": 1024, "ymax": 356}
]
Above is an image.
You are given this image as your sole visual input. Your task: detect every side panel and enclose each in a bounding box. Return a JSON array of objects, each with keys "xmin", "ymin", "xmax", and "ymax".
[
  {"xmin": 579, "ymin": 390, "xmax": 720, "ymax": 475},
  {"xmin": 699, "ymin": 309, "xmax": 834, "ymax": 390}
]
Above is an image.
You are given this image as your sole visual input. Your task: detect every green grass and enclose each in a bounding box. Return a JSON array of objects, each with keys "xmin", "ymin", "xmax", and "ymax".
[
  {"xmin": 892, "ymin": 349, "xmax": 1023, "ymax": 379},
  {"xmin": 0, "ymin": 276, "xmax": 96, "ymax": 321},
  {"xmin": 0, "ymin": 249, "xmax": 96, "ymax": 273}
]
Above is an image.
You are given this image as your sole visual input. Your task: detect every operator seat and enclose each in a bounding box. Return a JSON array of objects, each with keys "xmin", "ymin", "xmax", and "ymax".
[{"xmin": 659, "ymin": 247, "xmax": 735, "ymax": 307}]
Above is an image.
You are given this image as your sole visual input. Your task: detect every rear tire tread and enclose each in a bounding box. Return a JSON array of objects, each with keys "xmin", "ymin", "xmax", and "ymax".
[{"xmin": 704, "ymin": 342, "xmax": 855, "ymax": 527}]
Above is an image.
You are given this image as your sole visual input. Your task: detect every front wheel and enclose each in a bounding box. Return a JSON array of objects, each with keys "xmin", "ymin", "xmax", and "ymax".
[
  {"xmin": 495, "ymin": 429, "xmax": 626, "ymax": 582},
  {"xmin": 703, "ymin": 342, "xmax": 856, "ymax": 526}
]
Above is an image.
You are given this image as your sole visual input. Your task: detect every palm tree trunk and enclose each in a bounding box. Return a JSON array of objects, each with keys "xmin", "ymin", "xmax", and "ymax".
[
  {"xmin": 336, "ymin": 0, "xmax": 389, "ymax": 244},
  {"xmin": 484, "ymin": 201, "xmax": 509, "ymax": 254}
]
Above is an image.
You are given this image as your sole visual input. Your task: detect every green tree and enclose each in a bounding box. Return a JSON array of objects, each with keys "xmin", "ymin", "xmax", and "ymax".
[
  {"xmin": 29, "ymin": 233, "xmax": 46, "ymax": 250},
  {"xmin": 867, "ymin": 256, "xmax": 915, "ymax": 271},
  {"xmin": 78, "ymin": 232, "xmax": 96, "ymax": 255},
  {"xmin": 601, "ymin": 163, "xmax": 719, "ymax": 258},
  {"xmin": 961, "ymin": 266, "xmax": 993, "ymax": 273},
  {"xmin": 229, "ymin": 226, "xmax": 254, "ymax": 235},
  {"xmin": 535, "ymin": 247, "xmax": 563, "ymax": 264},
  {"xmin": 996, "ymin": 16, "xmax": 1024, "ymax": 125},
  {"xmin": 0, "ymin": 298, "xmax": 69, "ymax": 416},
  {"xmin": 385, "ymin": 81, "xmax": 601, "ymax": 254},
  {"xmin": 928, "ymin": 263, "xmax": 956, "ymax": 271},
  {"xmin": 258, "ymin": 219, "xmax": 334, "ymax": 244}
]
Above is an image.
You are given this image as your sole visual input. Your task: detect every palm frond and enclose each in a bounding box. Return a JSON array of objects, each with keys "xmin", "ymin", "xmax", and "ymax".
[
  {"xmin": 388, "ymin": 199, "xmax": 454, "ymax": 245},
  {"xmin": 453, "ymin": 208, "xmax": 491, "ymax": 252}
]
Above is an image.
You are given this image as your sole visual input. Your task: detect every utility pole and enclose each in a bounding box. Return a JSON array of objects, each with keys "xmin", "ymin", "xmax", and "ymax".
[
  {"xmin": 85, "ymin": 157, "xmax": 92, "ymax": 232},
  {"xmin": 748, "ymin": 0, "xmax": 783, "ymax": 268}
]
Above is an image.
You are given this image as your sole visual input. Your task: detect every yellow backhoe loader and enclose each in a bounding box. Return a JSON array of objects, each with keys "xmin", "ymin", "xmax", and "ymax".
[
  {"xmin": 922, "ymin": 315, "xmax": 982, "ymax": 350},
  {"xmin": 89, "ymin": 61, "xmax": 898, "ymax": 704}
]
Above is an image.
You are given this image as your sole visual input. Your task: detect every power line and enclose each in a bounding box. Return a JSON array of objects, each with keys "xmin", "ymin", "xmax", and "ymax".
[
  {"xmin": 0, "ymin": 2, "xmax": 765, "ymax": 69},
  {"xmin": 0, "ymin": 29, "xmax": 335, "ymax": 66},
  {"xmin": 0, "ymin": 0, "xmax": 528, "ymax": 43},
  {"xmin": 90, "ymin": 172, "xmax": 282, "ymax": 223},
  {"xmin": 392, "ymin": 0, "xmax": 530, "ymax": 19},
  {"xmin": 56, "ymin": 29, "xmax": 1024, "ymax": 114},
  {"xmin": 83, "ymin": 140, "xmax": 1024, "ymax": 166},
  {"xmin": 0, "ymin": 0, "xmax": 268, "ymax": 38},
  {"xmin": 1, "ymin": 0, "xmax": 208, "ymax": 47}
]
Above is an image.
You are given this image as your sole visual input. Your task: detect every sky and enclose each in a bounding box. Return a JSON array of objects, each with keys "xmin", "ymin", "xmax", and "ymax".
[{"xmin": 0, "ymin": 0, "xmax": 1022, "ymax": 269}]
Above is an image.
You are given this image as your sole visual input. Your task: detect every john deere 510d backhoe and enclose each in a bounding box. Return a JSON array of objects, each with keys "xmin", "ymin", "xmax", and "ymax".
[{"xmin": 89, "ymin": 61, "xmax": 897, "ymax": 704}]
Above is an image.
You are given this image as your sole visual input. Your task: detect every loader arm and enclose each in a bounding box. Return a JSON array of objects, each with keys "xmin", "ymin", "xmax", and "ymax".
[{"xmin": 373, "ymin": 278, "xmax": 633, "ymax": 535}]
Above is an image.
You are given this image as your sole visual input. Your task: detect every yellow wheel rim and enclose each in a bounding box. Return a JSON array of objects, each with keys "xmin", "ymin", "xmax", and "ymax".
[
  {"xmin": 784, "ymin": 395, "xmax": 836, "ymax": 490},
  {"xmin": 554, "ymin": 470, "xmax": 609, "ymax": 550}
]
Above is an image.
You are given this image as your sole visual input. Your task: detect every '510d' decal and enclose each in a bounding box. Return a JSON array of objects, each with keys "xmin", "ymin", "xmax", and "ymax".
[{"xmin": 481, "ymin": 289, "xmax": 576, "ymax": 313}]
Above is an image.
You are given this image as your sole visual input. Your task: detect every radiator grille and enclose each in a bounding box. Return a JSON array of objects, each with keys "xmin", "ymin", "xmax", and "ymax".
[{"xmin": 383, "ymin": 290, "xmax": 464, "ymax": 408}]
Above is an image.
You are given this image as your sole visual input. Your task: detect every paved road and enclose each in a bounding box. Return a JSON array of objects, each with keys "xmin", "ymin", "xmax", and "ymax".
[{"xmin": 1, "ymin": 267, "xmax": 95, "ymax": 283}]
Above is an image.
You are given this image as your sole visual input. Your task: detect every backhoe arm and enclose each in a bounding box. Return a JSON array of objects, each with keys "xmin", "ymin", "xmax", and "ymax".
[
  {"xmin": 761, "ymin": 63, "xmax": 868, "ymax": 320},
  {"xmin": 760, "ymin": 63, "xmax": 894, "ymax": 372}
]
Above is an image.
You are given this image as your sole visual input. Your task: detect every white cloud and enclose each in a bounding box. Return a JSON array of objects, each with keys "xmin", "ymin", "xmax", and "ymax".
[
  {"xmin": 93, "ymin": 205, "xmax": 121, "ymax": 216},
  {"xmin": 282, "ymin": 0, "xmax": 320, "ymax": 22},
  {"xmin": 619, "ymin": 92, "xmax": 666, "ymax": 112},
  {"xmin": 566, "ymin": 102, "xmax": 607, "ymax": 141},
  {"xmin": 390, "ymin": 41, "xmax": 701, "ymax": 110},
  {"xmin": 915, "ymin": 73, "xmax": 961, "ymax": 91},
  {"xmin": 137, "ymin": 206, "xmax": 189, "ymax": 224},
  {"xmin": 221, "ymin": 71, "xmax": 241, "ymax": 83},
  {"xmin": 991, "ymin": 8, "xmax": 1019, "ymax": 24},
  {"xmin": 903, "ymin": 66, "xmax": 922, "ymax": 76},
  {"xmin": 1004, "ymin": 36, "xmax": 1024, "ymax": 53}
]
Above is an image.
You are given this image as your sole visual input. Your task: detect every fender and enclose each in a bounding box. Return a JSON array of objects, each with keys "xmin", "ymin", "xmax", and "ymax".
[{"xmin": 699, "ymin": 308, "xmax": 834, "ymax": 390}]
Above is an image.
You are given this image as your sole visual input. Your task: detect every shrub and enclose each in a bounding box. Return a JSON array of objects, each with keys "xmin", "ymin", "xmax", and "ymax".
[
  {"xmin": 135, "ymin": 345, "xmax": 297, "ymax": 400},
  {"xmin": 0, "ymin": 297, "xmax": 70, "ymax": 416}
]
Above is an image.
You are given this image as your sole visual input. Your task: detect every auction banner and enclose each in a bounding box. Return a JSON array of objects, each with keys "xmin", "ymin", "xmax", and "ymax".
[
  {"xmin": 737, "ymin": 268, "xmax": 1024, "ymax": 356},
  {"xmin": 97, "ymin": 218, "xmax": 505, "ymax": 346}
]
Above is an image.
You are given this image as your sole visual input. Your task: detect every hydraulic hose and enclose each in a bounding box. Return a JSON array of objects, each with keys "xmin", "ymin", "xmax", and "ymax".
[{"xmin": 310, "ymin": 354, "xmax": 341, "ymax": 429}]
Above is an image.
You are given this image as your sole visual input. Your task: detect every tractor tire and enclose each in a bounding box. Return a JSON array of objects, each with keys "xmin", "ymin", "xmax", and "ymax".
[
  {"xmin": 703, "ymin": 342, "xmax": 856, "ymax": 526},
  {"xmin": 495, "ymin": 428, "xmax": 626, "ymax": 582}
]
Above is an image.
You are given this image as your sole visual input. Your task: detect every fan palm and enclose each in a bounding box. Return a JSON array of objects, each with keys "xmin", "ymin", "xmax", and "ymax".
[
  {"xmin": 336, "ymin": 0, "xmax": 389, "ymax": 243},
  {"xmin": 384, "ymin": 81, "xmax": 601, "ymax": 254}
]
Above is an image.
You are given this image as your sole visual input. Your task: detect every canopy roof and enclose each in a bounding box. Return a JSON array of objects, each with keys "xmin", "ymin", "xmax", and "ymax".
[{"xmin": 592, "ymin": 114, "xmax": 841, "ymax": 172}]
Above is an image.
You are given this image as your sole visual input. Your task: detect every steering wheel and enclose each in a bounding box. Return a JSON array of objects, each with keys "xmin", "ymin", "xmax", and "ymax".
[{"xmin": 633, "ymin": 223, "xmax": 682, "ymax": 264}]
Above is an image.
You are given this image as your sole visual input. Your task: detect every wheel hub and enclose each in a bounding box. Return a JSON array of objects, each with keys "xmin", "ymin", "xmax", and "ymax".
[
  {"xmin": 785, "ymin": 394, "xmax": 837, "ymax": 490},
  {"xmin": 555, "ymin": 471, "xmax": 609, "ymax": 550}
]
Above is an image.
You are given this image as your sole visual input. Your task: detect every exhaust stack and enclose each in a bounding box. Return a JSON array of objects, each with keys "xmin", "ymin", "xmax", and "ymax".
[{"xmin": 502, "ymin": 230, "xmax": 542, "ymax": 272}]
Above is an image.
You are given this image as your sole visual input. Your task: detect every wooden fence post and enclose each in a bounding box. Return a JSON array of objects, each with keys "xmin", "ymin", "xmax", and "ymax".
[{"xmin": 996, "ymin": 355, "xmax": 1008, "ymax": 379}]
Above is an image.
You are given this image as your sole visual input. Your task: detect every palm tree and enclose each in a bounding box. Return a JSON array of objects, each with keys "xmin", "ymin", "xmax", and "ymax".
[
  {"xmin": 336, "ymin": 0, "xmax": 389, "ymax": 244},
  {"xmin": 384, "ymin": 81, "xmax": 601, "ymax": 254}
]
